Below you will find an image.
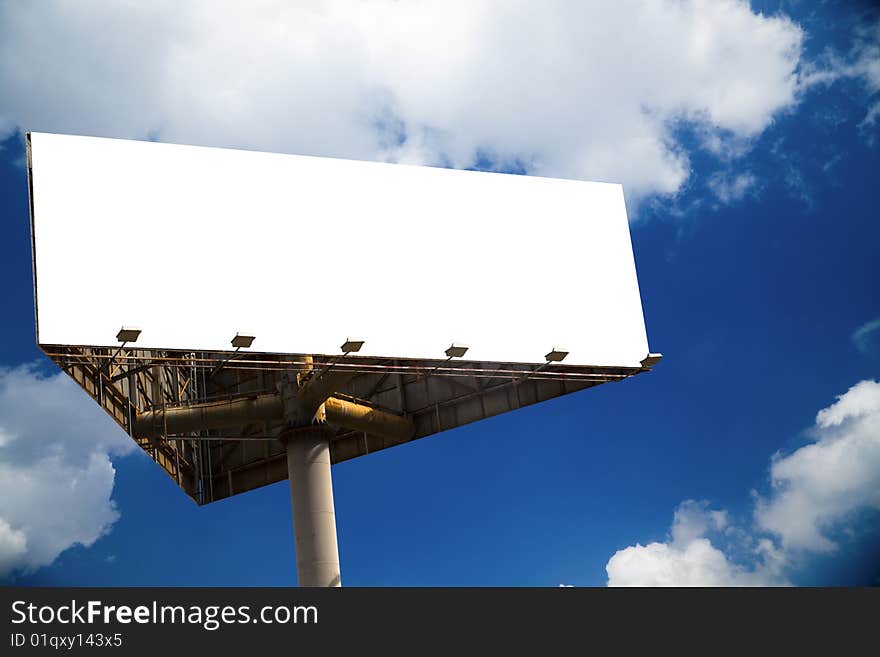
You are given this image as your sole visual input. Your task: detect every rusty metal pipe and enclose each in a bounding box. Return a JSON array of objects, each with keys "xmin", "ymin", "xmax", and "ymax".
[
  {"xmin": 134, "ymin": 392, "xmax": 414, "ymax": 442},
  {"xmin": 322, "ymin": 397, "xmax": 414, "ymax": 442},
  {"xmin": 133, "ymin": 393, "xmax": 283, "ymax": 436}
]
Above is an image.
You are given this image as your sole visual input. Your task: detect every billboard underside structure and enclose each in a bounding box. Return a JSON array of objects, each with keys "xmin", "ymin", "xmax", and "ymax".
[{"xmin": 27, "ymin": 132, "xmax": 659, "ymax": 506}]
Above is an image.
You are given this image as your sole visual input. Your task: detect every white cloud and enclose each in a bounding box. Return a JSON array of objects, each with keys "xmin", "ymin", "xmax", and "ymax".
[
  {"xmin": 852, "ymin": 318, "xmax": 880, "ymax": 356},
  {"xmin": 755, "ymin": 380, "xmax": 880, "ymax": 553},
  {"xmin": 606, "ymin": 537, "xmax": 784, "ymax": 587},
  {"xmin": 606, "ymin": 380, "xmax": 880, "ymax": 586},
  {"xmin": 0, "ymin": 0, "xmax": 806, "ymax": 207},
  {"xmin": 802, "ymin": 20, "xmax": 880, "ymax": 136},
  {"xmin": 606, "ymin": 500, "xmax": 786, "ymax": 586},
  {"xmin": 0, "ymin": 519, "xmax": 27, "ymax": 576},
  {"xmin": 861, "ymin": 102, "xmax": 880, "ymax": 133},
  {"xmin": 843, "ymin": 21, "xmax": 880, "ymax": 95},
  {"xmin": 670, "ymin": 499, "xmax": 728, "ymax": 543},
  {"xmin": 0, "ymin": 365, "xmax": 134, "ymax": 579},
  {"xmin": 708, "ymin": 171, "xmax": 758, "ymax": 204}
]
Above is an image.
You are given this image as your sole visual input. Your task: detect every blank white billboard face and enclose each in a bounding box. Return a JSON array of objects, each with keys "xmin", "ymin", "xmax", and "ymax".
[{"xmin": 28, "ymin": 132, "xmax": 650, "ymax": 367}]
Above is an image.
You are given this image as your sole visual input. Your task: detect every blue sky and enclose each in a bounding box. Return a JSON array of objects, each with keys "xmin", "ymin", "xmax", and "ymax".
[{"xmin": 0, "ymin": 1, "xmax": 878, "ymax": 586}]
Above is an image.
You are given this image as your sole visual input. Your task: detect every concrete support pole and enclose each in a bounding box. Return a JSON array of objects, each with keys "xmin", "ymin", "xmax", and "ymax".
[{"xmin": 283, "ymin": 427, "xmax": 341, "ymax": 587}]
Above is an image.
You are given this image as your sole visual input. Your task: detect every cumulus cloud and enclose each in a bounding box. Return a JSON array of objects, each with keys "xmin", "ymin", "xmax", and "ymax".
[
  {"xmin": 607, "ymin": 500, "xmax": 787, "ymax": 586},
  {"xmin": 0, "ymin": 364, "xmax": 134, "ymax": 579},
  {"xmin": 0, "ymin": 0, "xmax": 807, "ymax": 207},
  {"xmin": 607, "ymin": 380, "xmax": 880, "ymax": 586},
  {"xmin": 755, "ymin": 380, "xmax": 880, "ymax": 553}
]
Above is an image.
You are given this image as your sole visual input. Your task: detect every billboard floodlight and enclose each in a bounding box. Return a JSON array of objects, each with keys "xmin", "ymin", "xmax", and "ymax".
[
  {"xmin": 116, "ymin": 327, "xmax": 141, "ymax": 343},
  {"xmin": 231, "ymin": 334, "xmax": 255, "ymax": 349},
  {"xmin": 445, "ymin": 344, "xmax": 469, "ymax": 359},
  {"xmin": 544, "ymin": 348, "xmax": 569, "ymax": 363},
  {"xmin": 213, "ymin": 333, "xmax": 255, "ymax": 378},
  {"xmin": 515, "ymin": 347, "xmax": 569, "ymax": 384},
  {"xmin": 422, "ymin": 343, "xmax": 470, "ymax": 379},
  {"xmin": 102, "ymin": 327, "xmax": 141, "ymax": 376},
  {"xmin": 341, "ymin": 339, "xmax": 364, "ymax": 354},
  {"xmin": 640, "ymin": 353, "xmax": 663, "ymax": 368},
  {"xmin": 312, "ymin": 339, "xmax": 365, "ymax": 380}
]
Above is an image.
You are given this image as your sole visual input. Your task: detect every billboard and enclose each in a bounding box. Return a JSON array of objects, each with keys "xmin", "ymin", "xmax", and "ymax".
[
  {"xmin": 29, "ymin": 132, "xmax": 648, "ymax": 367},
  {"xmin": 27, "ymin": 132, "xmax": 658, "ymax": 504}
]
